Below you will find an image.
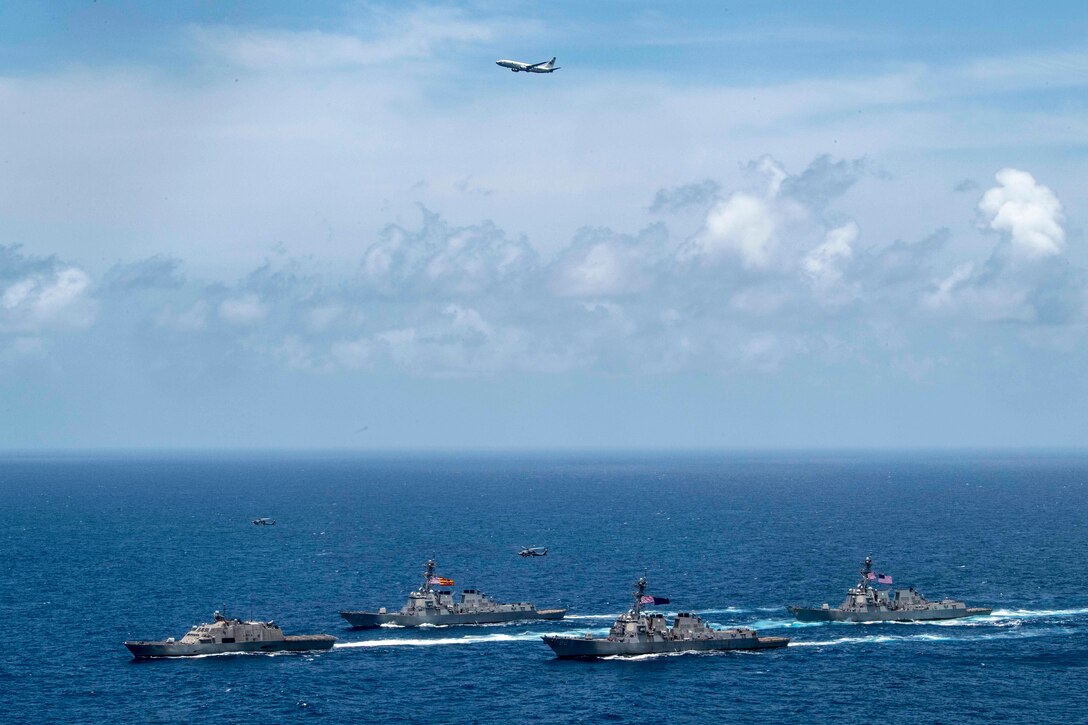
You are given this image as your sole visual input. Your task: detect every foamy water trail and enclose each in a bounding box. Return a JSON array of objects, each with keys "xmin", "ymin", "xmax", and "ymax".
[
  {"xmin": 173, "ymin": 650, "xmax": 314, "ymax": 659},
  {"xmin": 741, "ymin": 618, "xmax": 826, "ymax": 630},
  {"xmin": 338, "ymin": 606, "xmax": 1087, "ymax": 652},
  {"xmin": 742, "ymin": 605, "xmax": 1088, "ymax": 630},
  {"xmin": 856, "ymin": 607, "xmax": 1088, "ymax": 628},
  {"xmin": 693, "ymin": 607, "xmax": 748, "ymax": 615},
  {"xmin": 336, "ymin": 633, "xmax": 540, "ymax": 648},
  {"xmin": 600, "ymin": 650, "xmax": 692, "ymax": 662},
  {"xmin": 789, "ymin": 627, "xmax": 1071, "ymax": 648},
  {"xmin": 989, "ymin": 607, "xmax": 1088, "ymax": 619},
  {"xmin": 599, "ymin": 648, "xmax": 765, "ymax": 662}
]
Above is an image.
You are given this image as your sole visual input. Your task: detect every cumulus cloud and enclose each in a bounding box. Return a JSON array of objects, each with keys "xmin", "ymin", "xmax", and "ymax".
[
  {"xmin": 923, "ymin": 169, "xmax": 1080, "ymax": 323},
  {"xmin": 803, "ymin": 221, "xmax": 859, "ymax": 303},
  {"xmin": 679, "ymin": 193, "xmax": 779, "ymax": 269},
  {"xmin": 0, "ymin": 246, "xmax": 94, "ymax": 332},
  {"xmin": 677, "ymin": 155, "xmax": 864, "ymax": 272},
  {"xmin": 6, "ymin": 157, "xmax": 1083, "ymax": 381},
  {"xmin": 978, "ymin": 168, "xmax": 1065, "ymax": 259},
  {"xmin": 362, "ymin": 209, "xmax": 538, "ymax": 297},
  {"xmin": 548, "ymin": 225, "xmax": 666, "ymax": 297}
]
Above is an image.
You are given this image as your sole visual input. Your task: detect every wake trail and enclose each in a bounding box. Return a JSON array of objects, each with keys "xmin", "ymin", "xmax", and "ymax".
[{"xmin": 789, "ymin": 627, "xmax": 1073, "ymax": 648}]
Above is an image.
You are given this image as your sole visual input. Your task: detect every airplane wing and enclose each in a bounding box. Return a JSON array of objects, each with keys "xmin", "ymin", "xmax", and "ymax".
[{"xmin": 526, "ymin": 59, "xmax": 551, "ymax": 69}]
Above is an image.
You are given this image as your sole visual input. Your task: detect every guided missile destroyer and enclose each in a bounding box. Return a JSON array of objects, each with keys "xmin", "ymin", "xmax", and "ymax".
[
  {"xmin": 788, "ymin": 556, "xmax": 992, "ymax": 623},
  {"xmin": 542, "ymin": 578, "xmax": 789, "ymax": 659},
  {"xmin": 340, "ymin": 559, "xmax": 566, "ymax": 628},
  {"xmin": 124, "ymin": 610, "xmax": 336, "ymax": 658}
]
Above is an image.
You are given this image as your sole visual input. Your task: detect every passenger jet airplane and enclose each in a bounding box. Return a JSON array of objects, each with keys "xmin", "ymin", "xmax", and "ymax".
[{"xmin": 495, "ymin": 57, "xmax": 560, "ymax": 73}]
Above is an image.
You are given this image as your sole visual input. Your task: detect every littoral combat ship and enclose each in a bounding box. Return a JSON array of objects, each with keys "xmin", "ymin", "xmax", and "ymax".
[
  {"xmin": 340, "ymin": 559, "xmax": 566, "ymax": 628},
  {"xmin": 788, "ymin": 555, "xmax": 992, "ymax": 623},
  {"xmin": 124, "ymin": 610, "xmax": 336, "ymax": 658},
  {"xmin": 542, "ymin": 578, "xmax": 789, "ymax": 659}
]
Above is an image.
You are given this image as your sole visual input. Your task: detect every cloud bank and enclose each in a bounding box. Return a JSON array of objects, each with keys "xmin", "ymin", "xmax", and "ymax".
[{"xmin": 5, "ymin": 158, "xmax": 1081, "ymax": 384}]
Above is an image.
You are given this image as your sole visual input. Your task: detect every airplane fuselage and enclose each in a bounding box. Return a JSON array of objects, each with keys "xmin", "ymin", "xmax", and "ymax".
[{"xmin": 495, "ymin": 58, "xmax": 559, "ymax": 73}]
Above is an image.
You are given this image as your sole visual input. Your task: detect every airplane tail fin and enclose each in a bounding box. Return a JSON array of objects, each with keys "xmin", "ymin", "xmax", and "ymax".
[{"xmin": 547, "ymin": 57, "xmax": 557, "ymax": 67}]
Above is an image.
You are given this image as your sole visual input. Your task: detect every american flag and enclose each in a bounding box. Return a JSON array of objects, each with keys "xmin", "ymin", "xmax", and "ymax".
[
  {"xmin": 640, "ymin": 595, "xmax": 670, "ymax": 605},
  {"xmin": 877, "ymin": 574, "xmax": 893, "ymax": 585}
]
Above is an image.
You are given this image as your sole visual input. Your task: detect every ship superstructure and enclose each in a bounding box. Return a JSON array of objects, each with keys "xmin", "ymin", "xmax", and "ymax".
[
  {"xmin": 788, "ymin": 556, "xmax": 992, "ymax": 622},
  {"xmin": 542, "ymin": 578, "xmax": 789, "ymax": 659},
  {"xmin": 340, "ymin": 559, "xmax": 566, "ymax": 628},
  {"xmin": 124, "ymin": 610, "xmax": 335, "ymax": 658}
]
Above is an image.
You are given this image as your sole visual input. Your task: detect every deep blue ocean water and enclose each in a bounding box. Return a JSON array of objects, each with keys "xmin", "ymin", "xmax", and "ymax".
[{"xmin": 2, "ymin": 452, "xmax": 1086, "ymax": 724}]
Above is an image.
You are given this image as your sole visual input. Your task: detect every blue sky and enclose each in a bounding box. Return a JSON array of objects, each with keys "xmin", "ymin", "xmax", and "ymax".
[{"xmin": 1, "ymin": 1, "xmax": 1086, "ymax": 449}]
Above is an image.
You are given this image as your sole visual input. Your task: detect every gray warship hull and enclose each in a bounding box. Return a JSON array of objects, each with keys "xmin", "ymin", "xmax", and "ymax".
[
  {"xmin": 543, "ymin": 634, "xmax": 789, "ymax": 659},
  {"xmin": 788, "ymin": 605, "xmax": 992, "ymax": 623},
  {"xmin": 340, "ymin": 607, "xmax": 566, "ymax": 629},
  {"xmin": 125, "ymin": 635, "xmax": 336, "ymax": 658}
]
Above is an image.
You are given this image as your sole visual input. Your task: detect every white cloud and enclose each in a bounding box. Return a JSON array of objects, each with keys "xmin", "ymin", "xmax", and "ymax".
[
  {"xmin": 803, "ymin": 221, "xmax": 859, "ymax": 303},
  {"xmin": 362, "ymin": 211, "xmax": 538, "ymax": 297},
  {"xmin": 978, "ymin": 168, "xmax": 1065, "ymax": 259},
  {"xmin": 739, "ymin": 332, "xmax": 794, "ymax": 372},
  {"xmin": 682, "ymin": 193, "xmax": 778, "ymax": 268},
  {"xmin": 219, "ymin": 294, "xmax": 268, "ymax": 325},
  {"xmin": 923, "ymin": 168, "xmax": 1078, "ymax": 323},
  {"xmin": 273, "ymin": 334, "xmax": 334, "ymax": 373},
  {"xmin": 923, "ymin": 262, "xmax": 975, "ymax": 311},
  {"xmin": 4, "ymin": 156, "xmax": 1081, "ymax": 383},
  {"xmin": 1, "ymin": 266, "xmax": 93, "ymax": 331},
  {"xmin": 549, "ymin": 226, "xmax": 665, "ymax": 297}
]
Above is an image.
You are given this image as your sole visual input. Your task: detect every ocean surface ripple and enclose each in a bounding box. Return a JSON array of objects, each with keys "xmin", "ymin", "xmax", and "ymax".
[{"xmin": 1, "ymin": 451, "xmax": 1086, "ymax": 723}]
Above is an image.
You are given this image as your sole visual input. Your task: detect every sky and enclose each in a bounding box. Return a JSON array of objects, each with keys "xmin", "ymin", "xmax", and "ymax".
[{"xmin": 1, "ymin": 1, "xmax": 1086, "ymax": 449}]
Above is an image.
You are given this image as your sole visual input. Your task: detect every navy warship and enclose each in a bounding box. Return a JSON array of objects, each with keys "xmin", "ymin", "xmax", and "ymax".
[
  {"xmin": 340, "ymin": 559, "xmax": 566, "ymax": 628},
  {"xmin": 542, "ymin": 578, "xmax": 789, "ymax": 659},
  {"xmin": 788, "ymin": 556, "xmax": 992, "ymax": 623},
  {"xmin": 124, "ymin": 610, "xmax": 336, "ymax": 658}
]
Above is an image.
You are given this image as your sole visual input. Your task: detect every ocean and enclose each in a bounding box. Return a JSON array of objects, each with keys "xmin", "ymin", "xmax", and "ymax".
[{"xmin": 1, "ymin": 451, "xmax": 1085, "ymax": 723}]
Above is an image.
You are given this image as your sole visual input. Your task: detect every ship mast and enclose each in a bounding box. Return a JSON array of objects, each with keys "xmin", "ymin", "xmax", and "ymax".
[
  {"xmin": 420, "ymin": 559, "xmax": 436, "ymax": 595},
  {"xmin": 630, "ymin": 578, "xmax": 647, "ymax": 617},
  {"xmin": 858, "ymin": 555, "xmax": 874, "ymax": 592}
]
